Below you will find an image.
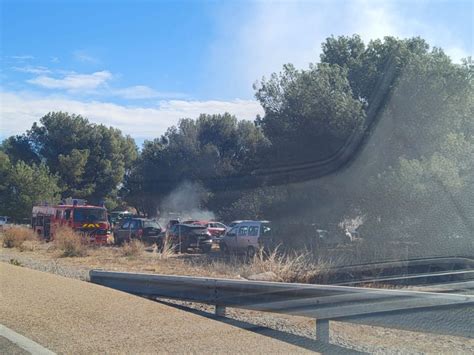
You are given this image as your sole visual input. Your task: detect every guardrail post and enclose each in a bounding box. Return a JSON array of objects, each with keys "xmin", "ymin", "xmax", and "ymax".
[
  {"xmin": 215, "ymin": 305, "xmax": 226, "ymax": 317},
  {"xmin": 316, "ymin": 319, "xmax": 329, "ymax": 343}
]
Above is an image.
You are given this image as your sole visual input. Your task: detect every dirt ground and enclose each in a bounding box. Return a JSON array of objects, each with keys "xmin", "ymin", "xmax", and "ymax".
[{"xmin": 1, "ymin": 240, "xmax": 243, "ymax": 279}]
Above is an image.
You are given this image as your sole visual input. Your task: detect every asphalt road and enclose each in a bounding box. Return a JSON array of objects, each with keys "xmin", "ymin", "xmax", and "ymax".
[{"xmin": 0, "ymin": 262, "xmax": 311, "ymax": 354}]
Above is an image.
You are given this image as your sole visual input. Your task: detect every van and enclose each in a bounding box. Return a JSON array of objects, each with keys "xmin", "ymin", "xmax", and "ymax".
[{"xmin": 219, "ymin": 220, "xmax": 272, "ymax": 257}]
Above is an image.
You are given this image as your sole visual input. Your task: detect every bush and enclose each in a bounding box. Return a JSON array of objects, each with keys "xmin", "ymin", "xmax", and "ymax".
[
  {"xmin": 9, "ymin": 258, "xmax": 22, "ymax": 266},
  {"xmin": 121, "ymin": 239, "xmax": 144, "ymax": 257},
  {"xmin": 18, "ymin": 240, "xmax": 37, "ymax": 252},
  {"xmin": 54, "ymin": 226, "xmax": 88, "ymax": 257},
  {"xmin": 2, "ymin": 226, "xmax": 37, "ymax": 249}
]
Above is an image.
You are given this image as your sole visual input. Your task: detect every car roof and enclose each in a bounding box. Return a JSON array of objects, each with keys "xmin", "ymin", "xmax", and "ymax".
[
  {"xmin": 192, "ymin": 220, "xmax": 223, "ymax": 224},
  {"xmin": 232, "ymin": 220, "xmax": 270, "ymax": 226},
  {"xmin": 178, "ymin": 223, "xmax": 207, "ymax": 227},
  {"xmin": 125, "ymin": 217, "xmax": 156, "ymax": 221}
]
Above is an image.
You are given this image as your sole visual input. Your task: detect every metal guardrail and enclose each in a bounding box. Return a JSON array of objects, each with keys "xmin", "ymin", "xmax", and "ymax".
[
  {"xmin": 90, "ymin": 270, "xmax": 474, "ymax": 343},
  {"xmin": 334, "ymin": 269, "xmax": 474, "ymax": 286}
]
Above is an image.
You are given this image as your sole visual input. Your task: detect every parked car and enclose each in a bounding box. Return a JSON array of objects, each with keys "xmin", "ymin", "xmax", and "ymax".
[
  {"xmin": 162, "ymin": 223, "xmax": 213, "ymax": 253},
  {"xmin": 220, "ymin": 220, "xmax": 272, "ymax": 257},
  {"xmin": 114, "ymin": 218, "xmax": 162, "ymax": 245},
  {"xmin": 188, "ymin": 221, "xmax": 227, "ymax": 238},
  {"xmin": 109, "ymin": 211, "xmax": 132, "ymax": 226},
  {"xmin": 165, "ymin": 218, "xmax": 180, "ymax": 231}
]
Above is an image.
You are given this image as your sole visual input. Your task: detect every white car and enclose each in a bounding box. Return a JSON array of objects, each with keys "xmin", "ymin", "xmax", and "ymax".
[{"xmin": 220, "ymin": 220, "xmax": 271, "ymax": 257}]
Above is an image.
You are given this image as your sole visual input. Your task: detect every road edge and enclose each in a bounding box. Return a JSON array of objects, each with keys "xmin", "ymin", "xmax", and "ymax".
[{"xmin": 0, "ymin": 324, "xmax": 56, "ymax": 355}]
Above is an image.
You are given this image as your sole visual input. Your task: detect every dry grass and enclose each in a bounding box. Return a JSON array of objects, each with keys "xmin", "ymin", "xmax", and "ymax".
[
  {"xmin": 2, "ymin": 226, "xmax": 38, "ymax": 249},
  {"xmin": 18, "ymin": 240, "xmax": 38, "ymax": 252},
  {"xmin": 54, "ymin": 226, "xmax": 88, "ymax": 257},
  {"xmin": 154, "ymin": 237, "xmax": 175, "ymax": 260},
  {"xmin": 188, "ymin": 247, "xmax": 332, "ymax": 283},
  {"xmin": 121, "ymin": 239, "xmax": 145, "ymax": 258}
]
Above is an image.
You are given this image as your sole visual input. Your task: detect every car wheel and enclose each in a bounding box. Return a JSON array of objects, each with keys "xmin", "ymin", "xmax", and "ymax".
[
  {"xmin": 220, "ymin": 243, "xmax": 230, "ymax": 255},
  {"xmin": 246, "ymin": 246, "xmax": 256, "ymax": 260},
  {"xmin": 200, "ymin": 244, "xmax": 212, "ymax": 253}
]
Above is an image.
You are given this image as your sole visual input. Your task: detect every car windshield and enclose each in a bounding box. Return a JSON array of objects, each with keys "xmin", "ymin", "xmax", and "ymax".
[
  {"xmin": 143, "ymin": 221, "xmax": 160, "ymax": 229},
  {"xmin": 73, "ymin": 208, "xmax": 107, "ymax": 223}
]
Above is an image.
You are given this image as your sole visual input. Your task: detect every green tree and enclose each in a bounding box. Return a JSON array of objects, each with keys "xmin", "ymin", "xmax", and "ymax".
[
  {"xmin": 1, "ymin": 135, "xmax": 40, "ymax": 165},
  {"xmin": 0, "ymin": 152, "xmax": 61, "ymax": 221},
  {"xmin": 253, "ymin": 35, "xmax": 473, "ymax": 255},
  {"xmin": 254, "ymin": 63, "xmax": 365, "ymax": 165},
  {"xmin": 121, "ymin": 113, "xmax": 268, "ymax": 216},
  {"xmin": 6, "ymin": 112, "xmax": 139, "ymax": 205}
]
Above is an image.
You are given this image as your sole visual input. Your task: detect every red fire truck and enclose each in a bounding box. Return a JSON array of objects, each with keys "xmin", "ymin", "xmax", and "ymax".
[{"xmin": 32, "ymin": 198, "xmax": 110, "ymax": 244}]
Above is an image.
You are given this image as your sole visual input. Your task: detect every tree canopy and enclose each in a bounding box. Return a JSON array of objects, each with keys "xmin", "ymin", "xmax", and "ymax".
[
  {"xmin": 0, "ymin": 152, "xmax": 61, "ymax": 221},
  {"xmin": 2, "ymin": 112, "xmax": 138, "ymax": 208}
]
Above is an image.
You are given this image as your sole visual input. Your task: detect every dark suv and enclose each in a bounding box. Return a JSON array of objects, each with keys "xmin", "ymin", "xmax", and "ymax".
[
  {"xmin": 114, "ymin": 218, "xmax": 162, "ymax": 245},
  {"xmin": 162, "ymin": 223, "xmax": 213, "ymax": 253}
]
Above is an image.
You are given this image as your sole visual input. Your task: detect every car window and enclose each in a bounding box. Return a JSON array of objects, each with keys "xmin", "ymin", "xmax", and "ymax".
[
  {"xmin": 227, "ymin": 227, "xmax": 238, "ymax": 236},
  {"xmin": 121, "ymin": 221, "xmax": 130, "ymax": 229},
  {"xmin": 144, "ymin": 221, "xmax": 160, "ymax": 229},
  {"xmin": 238, "ymin": 226, "xmax": 249, "ymax": 236},
  {"xmin": 248, "ymin": 226, "xmax": 259, "ymax": 237}
]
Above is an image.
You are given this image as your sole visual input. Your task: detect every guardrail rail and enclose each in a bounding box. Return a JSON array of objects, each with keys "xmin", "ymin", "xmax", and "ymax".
[{"xmin": 90, "ymin": 270, "xmax": 473, "ymax": 343}]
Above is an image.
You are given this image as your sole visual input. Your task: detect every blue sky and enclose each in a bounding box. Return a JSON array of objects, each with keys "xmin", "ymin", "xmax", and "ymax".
[{"xmin": 1, "ymin": 0, "xmax": 472, "ymax": 145}]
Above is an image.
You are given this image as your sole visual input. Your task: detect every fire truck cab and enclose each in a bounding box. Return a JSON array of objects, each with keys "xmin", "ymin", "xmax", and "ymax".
[{"xmin": 32, "ymin": 198, "xmax": 109, "ymax": 244}]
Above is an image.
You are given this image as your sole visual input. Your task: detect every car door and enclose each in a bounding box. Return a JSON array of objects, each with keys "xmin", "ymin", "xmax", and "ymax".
[
  {"xmin": 115, "ymin": 220, "xmax": 130, "ymax": 242},
  {"xmin": 142, "ymin": 220, "xmax": 162, "ymax": 244},
  {"xmin": 236, "ymin": 225, "xmax": 249, "ymax": 250},
  {"xmin": 167, "ymin": 224, "xmax": 178, "ymax": 243},
  {"xmin": 224, "ymin": 226, "xmax": 239, "ymax": 249},
  {"xmin": 248, "ymin": 225, "xmax": 260, "ymax": 248},
  {"xmin": 126, "ymin": 219, "xmax": 138, "ymax": 240}
]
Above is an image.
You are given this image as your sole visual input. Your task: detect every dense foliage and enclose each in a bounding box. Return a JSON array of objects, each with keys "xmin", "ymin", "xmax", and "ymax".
[
  {"xmin": 2, "ymin": 112, "xmax": 138, "ymax": 210},
  {"xmin": 0, "ymin": 152, "xmax": 61, "ymax": 220}
]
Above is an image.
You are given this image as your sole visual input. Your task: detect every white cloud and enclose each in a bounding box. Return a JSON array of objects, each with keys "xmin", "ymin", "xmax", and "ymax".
[
  {"xmin": 73, "ymin": 50, "xmax": 99, "ymax": 64},
  {"xmin": 50, "ymin": 56, "xmax": 60, "ymax": 63},
  {"xmin": 0, "ymin": 91, "xmax": 263, "ymax": 140},
  {"xmin": 12, "ymin": 65, "xmax": 51, "ymax": 75},
  {"xmin": 444, "ymin": 46, "xmax": 472, "ymax": 62},
  {"xmin": 9, "ymin": 55, "xmax": 35, "ymax": 61},
  {"xmin": 111, "ymin": 85, "xmax": 187, "ymax": 100},
  {"xmin": 207, "ymin": 0, "xmax": 471, "ymax": 95},
  {"xmin": 27, "ymin": 71, "xmax": 112, "ymax": 90},
  {"xmin": 348, "ymin": 0, "xmax": 401, "ymax": 41},
  {"xmin": 207, "ymin": 1, "xmax": 403, "ymax": 96},
  {"xmin": 23, "ymin": 70, "xmax": 185, "ymax": 100}
]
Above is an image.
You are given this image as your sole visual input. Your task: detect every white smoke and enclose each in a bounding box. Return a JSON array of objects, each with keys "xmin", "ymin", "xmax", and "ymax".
[{"xmin": 159, "ymin": 181, "xmax": 216, "ymax": 222}]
